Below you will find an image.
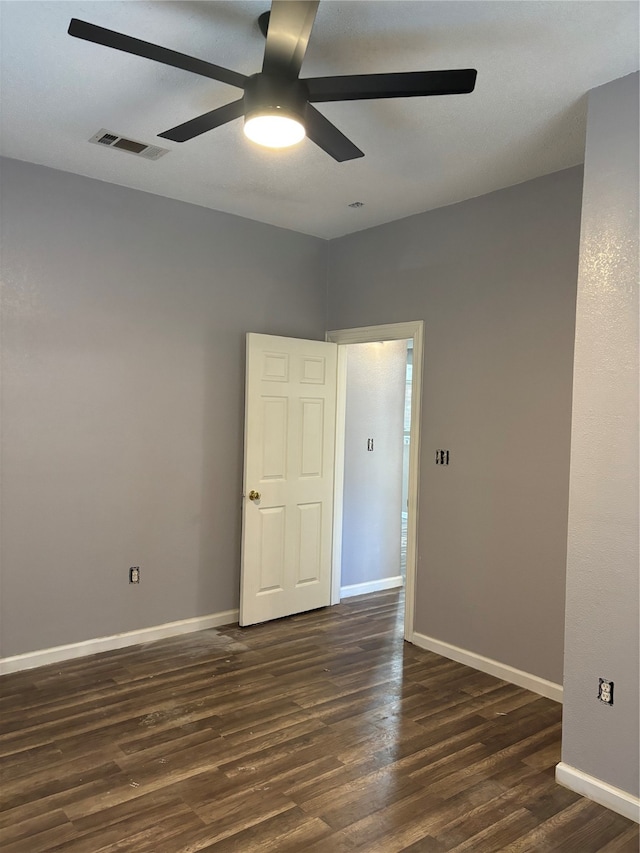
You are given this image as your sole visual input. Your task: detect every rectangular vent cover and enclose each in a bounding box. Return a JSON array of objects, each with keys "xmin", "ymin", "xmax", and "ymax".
[{"xmin": 89, "ymin": 129, "xmax": 169, "ymax": 161}]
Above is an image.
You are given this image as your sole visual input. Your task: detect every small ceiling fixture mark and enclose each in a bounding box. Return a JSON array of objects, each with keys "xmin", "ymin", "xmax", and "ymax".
[{"xmin": 348, "ymin": 201, "xmax": 365, "ymax": 208}]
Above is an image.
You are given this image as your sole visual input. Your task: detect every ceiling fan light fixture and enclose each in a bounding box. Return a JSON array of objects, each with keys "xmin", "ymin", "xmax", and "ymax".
[
  {"xmin": 244, "ymin": 110, "xmax": 306, "ymax": 148},
  {"xmin": 242, "ymin": 74, "xmax": 308, "ymax": 149},
  {"xmin": 68, "ymin": 6, "xmax": 478, "ymax": 162}
]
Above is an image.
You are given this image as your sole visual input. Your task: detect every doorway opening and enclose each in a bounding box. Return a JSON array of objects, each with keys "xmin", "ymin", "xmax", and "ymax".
[
  {"xmin": 326, "ymin": 322, "xmax": 423, "ymax": 642},
  {"xmin": 338, "ymin": 340, "xmax": 410, "ymax": 597}
]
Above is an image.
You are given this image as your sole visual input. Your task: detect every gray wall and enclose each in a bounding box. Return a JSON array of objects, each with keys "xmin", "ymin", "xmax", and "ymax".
[
  {"xmin": 562, "ymin": 73, "xmax": 639, "ymax": 796},
  {"xmin": 342, "ymin": 340, "xmax": 406, "ymax": 587},
  {"xmin": 0, "ymin": 157, "xmax": 327, "ymax": 657},
  {"xmin": 327, "ymin": 167, "xmax": 583, "ymax": 684},
  {"xmin": 0, "ymin": 156, "xmax": 587, "ymax": 690}
]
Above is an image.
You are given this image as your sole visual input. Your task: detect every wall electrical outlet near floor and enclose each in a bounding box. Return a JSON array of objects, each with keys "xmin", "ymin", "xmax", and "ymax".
[
  {"xmin": 597, "ymin": 678, "xmax": 614, "ymax": 705},
  {"xmin": 129, "ymin": 566, "xmax": 140, "ymax": 584}
]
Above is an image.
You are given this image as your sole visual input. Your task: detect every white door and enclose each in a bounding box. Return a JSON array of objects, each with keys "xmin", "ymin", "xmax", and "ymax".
[{"xmin": 240, "ymin": 333, "xmax": 337, "ymax": 626}]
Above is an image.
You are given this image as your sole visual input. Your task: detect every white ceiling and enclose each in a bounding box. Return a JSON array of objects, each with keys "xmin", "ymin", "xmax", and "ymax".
[{"xmin": 1, "ymin": 1, "xmax": 638, "ymax": 239}]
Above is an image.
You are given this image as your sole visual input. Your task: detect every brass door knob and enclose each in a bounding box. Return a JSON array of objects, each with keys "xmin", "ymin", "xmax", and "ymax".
[{"xmin": 248, "ymin": 490, "xmax": 261, "ymax": 501}]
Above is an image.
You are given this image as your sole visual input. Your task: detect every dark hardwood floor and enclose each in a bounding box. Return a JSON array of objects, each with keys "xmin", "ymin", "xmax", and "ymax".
[{"xmin": 1, "ymin": 590, "xmax": 637, "ymax": 852}]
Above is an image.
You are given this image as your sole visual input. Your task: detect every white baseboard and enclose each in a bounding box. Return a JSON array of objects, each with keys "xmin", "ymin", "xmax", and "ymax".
[
  {"xmin": 340, "ymin": 575, "xmax": 404, "ymax": 599},
  {"xmin": 556, "ymin": 762, "xmax": 640, "ymax": 823},
  {"xmin": 411, "ymin": 631, "xmax": 563, "ymax": 703},
  {"xmin": 0, "ymin": 609, "xmax": 239, "ymax": 675}
]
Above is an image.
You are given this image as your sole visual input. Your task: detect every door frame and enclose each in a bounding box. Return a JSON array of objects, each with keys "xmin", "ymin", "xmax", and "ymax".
[{"xmin": 326, "ymin": 321, "xmax": 423, "ymax": 642}]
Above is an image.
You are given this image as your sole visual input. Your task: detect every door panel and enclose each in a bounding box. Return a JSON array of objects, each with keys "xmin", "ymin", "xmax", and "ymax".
[
  {"xmin": 240, "ymin": 333, "xmax": 337, "ymax": 626},
  {"xmin": 257, "ymin": 506, "xmax": 286, "ymax": 593},
  {"xmin": 297, "ymin": 502, "xmax": 322, "ymax": 584},
  {"xmin": 261, "ymin": 397, "xmax": 288, "ymax": 479},
  {"xmin": 300, "ymin": 398, "xmax": 324, "ymax": 476}
]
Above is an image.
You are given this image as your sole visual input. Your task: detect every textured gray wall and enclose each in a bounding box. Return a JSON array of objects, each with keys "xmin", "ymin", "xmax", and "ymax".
[
  {"xmin": 0, "ymin": 157, "xmax": 586, "ymax": 688},
  {"xmin": 328, "ymin": 167, "xmax": 583, "ymax": 684},
  {"xmin": 342, "ymin": 341, "xmax": 406, "ymax": 587},
  {"xmin": 0, "ymin": 158, "xmax": 327, "ymax": 657},
  {"xmin": 562, "ymin": 73, "xmax": 639, "ymax": 796}
]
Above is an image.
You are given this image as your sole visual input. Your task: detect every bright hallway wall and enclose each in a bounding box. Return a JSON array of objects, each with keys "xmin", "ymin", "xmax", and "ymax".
[{"xmin": 341, "ymin": 340, "xmax": 407, "ymax": 590}]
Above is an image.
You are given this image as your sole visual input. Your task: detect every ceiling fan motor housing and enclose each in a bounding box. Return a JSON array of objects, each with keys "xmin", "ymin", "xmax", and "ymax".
[{"xmin": 243, "ymin": 74, "xmax": 310, "ymax": 125}]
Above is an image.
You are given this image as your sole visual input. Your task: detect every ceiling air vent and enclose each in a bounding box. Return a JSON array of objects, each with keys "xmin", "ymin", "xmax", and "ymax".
[{"xmin": 89, "ymin": 129, "xmax": 169, "ymax": 161}]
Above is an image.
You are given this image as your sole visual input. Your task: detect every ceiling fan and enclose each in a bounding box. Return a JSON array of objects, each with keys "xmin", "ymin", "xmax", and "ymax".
[{"xmin": 68, "ymin": 1, "xmax": 477, "ymax": 162}]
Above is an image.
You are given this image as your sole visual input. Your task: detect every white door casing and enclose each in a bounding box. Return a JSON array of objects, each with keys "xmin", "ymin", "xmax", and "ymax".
[
  {"xmin": 327, "ymin": 321, "xmax": 423, "ymax": 643},
  {"xmin": 240, "ymin": 333, "xmax": 337, "ymax": 626}
]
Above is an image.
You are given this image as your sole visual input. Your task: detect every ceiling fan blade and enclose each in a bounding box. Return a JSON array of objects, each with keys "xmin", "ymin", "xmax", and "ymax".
[
  {"xmin": 159, "ymin": 99, "xmax": 245, "ymax": 142},
  {"xmin": 68, "ymin": 19, "xmax": 248, "ymax": 90},
  {"xmin": 305, "ymin": 105, "xmax": 364, "ymax": 162},
  {"xmin": 306, "ymin": 69, "xmax": 477, "ymax": 102},
  {"xmin": 262, "ymin": 1, "xmax": 319, "ymax": 79}
]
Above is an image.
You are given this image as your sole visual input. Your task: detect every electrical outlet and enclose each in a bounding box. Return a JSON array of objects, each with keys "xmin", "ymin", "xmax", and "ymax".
[
  {"xmin": 129, "ymin": 566, "xmax": 140, "ymax": 584},
  {"xmin": 598, "ymin": 678, "xmax": 614, "ymax": 705},
  {"xmin": 435, "ymin": 449, "xmax": 450, "ymax": 465}
]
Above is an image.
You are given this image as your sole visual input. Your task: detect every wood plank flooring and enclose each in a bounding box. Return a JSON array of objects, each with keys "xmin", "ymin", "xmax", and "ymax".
[{"xmin": 1, "ymin": 590, "xmax": 637, "ymax": 852}]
